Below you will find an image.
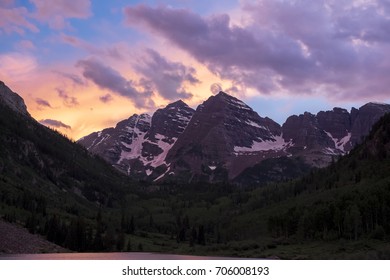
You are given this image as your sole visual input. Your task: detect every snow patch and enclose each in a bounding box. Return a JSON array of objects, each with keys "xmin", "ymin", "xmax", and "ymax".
[
  {"xmin": 337, "ymin": 133, "xmax": 351, "ymax": 152},
  {"xmin": 324, "ymin": 131, "xmax": 351, "ymax": 153},
  {"xmin": 227, "ymin": 98, "xmax": 252, "ymax": 110},
  {"xmin": 141, "ymin": 134, "xmax": 178, "ymax": 168},
  {"xmin": 88, "ymin": 134, "xmax": 109, "ymax": 149},
  {"xmin": 117, "ymin": 116, "xmax": 148, "ymax": 163},
  {"xmin": 245, "ymin": 120, "xmax": 266, "ymax": 129},
  {"xmin": 153, "ymin": 167, "xmax": 170, "ymax": 182},
  {"xmin": 233, "ymin": 135, "xmax": 292, "ymax": 154},
  {"xmin": 324, "ymin": 147, "xmax": 338, "ymax": 155}
]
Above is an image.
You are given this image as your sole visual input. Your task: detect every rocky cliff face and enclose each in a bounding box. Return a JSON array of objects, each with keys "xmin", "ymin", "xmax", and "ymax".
[
  {"xmin": 78, "ymin": 100, "xmax": 195, "ymax": 180},
  {"xmin": 350, "ymin": 102, "xmax": 390, "ymax": 146},
  {"xmin": 166, "ymin": 92, "xmax": 289, "ymax": 181},
  {"xmin": 281, "ymin": 103, "xmax": 390, "ymax": 167},
  {"xmin": 0, "ymin": 81, "xmax": 30, "ymax": 117},
  {"xmin": 79, "ymin": 91, "xmax": 390, "ymax": 183}
]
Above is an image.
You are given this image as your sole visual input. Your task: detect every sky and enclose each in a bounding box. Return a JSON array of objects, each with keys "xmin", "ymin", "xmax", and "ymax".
[{"xmin": 1, "ymin": 0, "xmax": 390, "ymax": 140}]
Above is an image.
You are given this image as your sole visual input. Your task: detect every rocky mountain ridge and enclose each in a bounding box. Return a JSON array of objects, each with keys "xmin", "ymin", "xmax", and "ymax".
[
  {"xmin": 78, "ymin": 91, "xmax": 390, "ymax": 183},
  {"xmin": 79, "ymin": 100, "xmax": 195, "ymax": 181},
  {"xmin": 0, "ymin": 81, "xmax": 30, "ymax": 117}
]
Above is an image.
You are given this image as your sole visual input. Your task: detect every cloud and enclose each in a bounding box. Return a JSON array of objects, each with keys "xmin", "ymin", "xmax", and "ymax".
[
  {"xmin": 99, "ymin": 93, "xmax": 113, "ymax": 103},
  {"xmin": 210, "ymin": 83, "xmax": 222, "ymax": 95},
  {"xmin": 16, "ymin": 40, "xmax": 35, "ymax": 50},
  {"xmin": 0, "ymin": 6, "xmax": 38, "ymax": 34},
  {"xmin": 61, "ymin": 34, "xmax": 123, "ymax": 60},
  {"xmin": 30, "ymin": 0, "xmax": 91, "ymax": 30},
  {"xmin": 56, "ymin": 88, "xmax": 79, "ymax": 107},
  {"xmin": 124, "ymin": 2, "xmax": 390, "ymax": 102},
  {"xmin": 40, "ymin": 119, "xmax": 71, "ymax": 129},
  {"xmin": 134, "ymin": 48, "xmax": 199, "ymax": 100},
  {"xmin": 76, "ymin": 58, "xmax": 154, "ymax": 108},
  {"xmin": 53, "ymin": 70, "xmax": 84, "ymax": 86},
  {"xmin": 0, "ymin": 53, "xmax": 38, "ymax": 79},
  {"xmin": 35, "ymin": 98, "xmax": 52, "ymax": 108},
  {"xmin": 0, "ymin": 0, "xmax": 15, "ymax": 8}
]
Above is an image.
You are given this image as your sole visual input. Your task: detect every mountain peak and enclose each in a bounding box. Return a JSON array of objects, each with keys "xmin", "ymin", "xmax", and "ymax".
[
  {"xmin": 364, "ymin": 102, "xmax": 390, "ymax": 108},
  {"xmin": 210, "ymin": 91, "xmax": 253, "ymax": 111},
  {"xmin": 166, "ymin": 99, "xmax": 189, "ymax": 108},
  {"xmin": 0, "ymin": 81, "xmax": 30, "ymax": 117},
  {"xmin": 215, "ymin": 91, "xmax": 230, "ymax": 97}
]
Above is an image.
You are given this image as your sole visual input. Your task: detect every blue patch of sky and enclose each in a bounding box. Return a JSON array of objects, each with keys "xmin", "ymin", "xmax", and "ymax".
[
  {"xmin": 247, "ymin": 96, "xmax": 364, "ymax": 125},
  {"xmin": 163, "ymin": 0, "xmax": 239, "ymax": 14},
  {"xmin": 65, "ymin": 1, "xmax": 151, "ymax": 51}
]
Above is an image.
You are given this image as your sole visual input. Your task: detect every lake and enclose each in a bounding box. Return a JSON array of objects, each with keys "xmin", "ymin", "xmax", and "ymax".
[{"xmin": 0, "ymin": 252, "xmax": 240, "ymax": 260}]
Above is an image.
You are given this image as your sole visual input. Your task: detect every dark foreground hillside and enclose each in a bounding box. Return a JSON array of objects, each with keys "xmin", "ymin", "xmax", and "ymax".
[
  {"xmin": 0, "ymin": 219, "xmax": 67, "ymax": 254},
  {"xmin": 0, "ymin": 88, "xmax": 140, "ymax": 252}
]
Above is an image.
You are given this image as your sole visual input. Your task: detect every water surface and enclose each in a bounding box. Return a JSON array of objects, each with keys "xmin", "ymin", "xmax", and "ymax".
[{"xmin": 0, "ymin": 252, "xmax": 239, "ymax": 260}]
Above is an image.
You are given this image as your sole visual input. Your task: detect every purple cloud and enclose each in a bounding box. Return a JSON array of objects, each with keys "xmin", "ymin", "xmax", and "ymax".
[
  {"xmin": 35, "ymin": 98, "xmax": 52, "ymax": 108},
  {"xmin": 210, "ymin": 83, "xmax": 222, "ymax": 95},
  {"xmin": 124, "ymin": 2, "xmax": 390, "ymax": 102},
  {"xmin": 76, "ymin": 58, "xmax": 154, "ymax": 108},
  {"xmin": 99, "ymin": 93, "xmax": 113, "ymax": 103},
  {"xmin": 53, "ymin": 70, "xmax": 84, "ymax": 86},
  {"xmin": 134, "ymin": 49, "xmax": 199, "ymax": 100},
  {"xmin": 56, "ymin": 88, "xmax": 79, "ymax": 107},
  {"xmin": 40, "ymin": 119, "xmax": 71, "ymax": 129}
]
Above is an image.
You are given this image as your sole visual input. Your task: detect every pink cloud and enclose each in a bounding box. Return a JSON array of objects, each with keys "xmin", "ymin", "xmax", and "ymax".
[
  {"xmin": 0, "ymin": 6, "xmax": 39, "ymax": 34},
  {"xmin": 0, "ymin": 53, "xmax": 38, "ymax": 79},
  {"xmin": 61, "ymin": 34, "xmax": 123, "ymax": 60},
  {"xmin": 16, "ymin": 40, "xmax": 36, "ymax": 50},
  {"xmin": 0, "ymin": 0, "xmax": 15, "ymax": 8},
  {"xmin": 30, "ymin": 0, "xmax": 91, "ymax": 29}
]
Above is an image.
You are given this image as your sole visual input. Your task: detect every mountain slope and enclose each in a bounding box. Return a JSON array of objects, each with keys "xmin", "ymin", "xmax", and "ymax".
[
  {"xmin": 78, "ymin": 100, "xmax": 195, "ymax": 180},
  {"xmin": 283, "ymin": 103, "xmax": 390, "ymax": 167},
  {"xmin": 166, "ymin": 91, "xmax": 289, "ymax": 182},
  {"xmin": 78, "ymin": 91, "xmax": 390, "ymax": 184},
  {"xmin": 0, "ymin": 81, "xmax": 29, "ymax": 117},
  {"xmin": 0, "ymin": 81, "xmax": 139, "ymax": 252}
]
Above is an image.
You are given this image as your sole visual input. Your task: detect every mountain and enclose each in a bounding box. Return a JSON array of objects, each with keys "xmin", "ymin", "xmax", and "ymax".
[
  {"xmin": 0, "ymin": 81, "xmax": 139, "ymax": 252},
  {"xmin": 2, "ymin": 80, "xmax": 390, "ymax": 258},
  {"xmin": 0, "ymin": 81, "xmax": 29, "ymax": 116},
  {"xmin": 282, "ymin": 102, "xmax": 390, "ymax": 167},
  {"xmin": 190, "ymin": 112, "xmax": 390, "ymax": 259},
  {"xmin": 79, "ymin": 91, "xmax": 390, "ymax": 184},
  {"xmin": 166, "ymin": 92, "xmax": 288, "ymax": 182},
  {"xmin": 78, "ymin": 100, "xmax": 195, "ymax": 181}
]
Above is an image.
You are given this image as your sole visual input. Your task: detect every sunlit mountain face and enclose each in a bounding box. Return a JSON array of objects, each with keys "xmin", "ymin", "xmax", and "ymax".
[{"xmin": 1, "ymin": 1, "xmax": 390, "ymax": 141}]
